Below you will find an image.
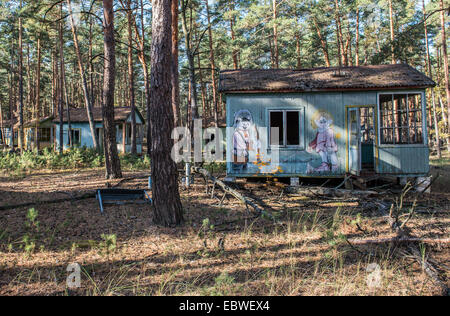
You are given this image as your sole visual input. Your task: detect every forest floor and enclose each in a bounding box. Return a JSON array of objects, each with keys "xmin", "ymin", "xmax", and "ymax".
[{"xmin": 0, "ymin": 158, "xmax": 448, "ymax": 296}]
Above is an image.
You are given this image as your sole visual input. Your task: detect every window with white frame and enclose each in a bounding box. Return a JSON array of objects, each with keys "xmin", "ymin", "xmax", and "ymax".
[
  {"xmin": 269, "ymin": 110, "xmax": 303, "ymax": 147},
  {"xmin": 379, "ymin": 93, "xmax": 424, "ymax": 145}
]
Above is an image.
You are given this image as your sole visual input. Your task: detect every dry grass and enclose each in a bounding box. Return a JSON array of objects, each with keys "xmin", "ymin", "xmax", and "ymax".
[{"xmin": 0, "ymin": 161, "xmax": 448, "ymax": 296}]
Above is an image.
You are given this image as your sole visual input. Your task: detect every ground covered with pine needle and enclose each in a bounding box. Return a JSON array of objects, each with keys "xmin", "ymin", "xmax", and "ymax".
[{"xmin": 0, "ymin": 158, "xmax": 448, "ymax": 296}]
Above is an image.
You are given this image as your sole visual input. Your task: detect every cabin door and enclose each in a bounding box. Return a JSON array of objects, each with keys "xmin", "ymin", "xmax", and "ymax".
[
  {"xmin": 347, "ymin": 108, "xmax": 361, "ymax": 176},
  {"xmin": 347, "ymin": 106, "xmax": 376, "ymax": 176}
]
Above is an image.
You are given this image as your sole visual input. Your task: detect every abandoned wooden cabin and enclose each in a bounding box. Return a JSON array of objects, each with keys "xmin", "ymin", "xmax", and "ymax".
[
  {"xmin": 219, "ymin": 64, "xmax": 435, "ymax": 182},
  {"xmin": 0, "ymin": 119, "xmax": 14, "ymax": 147},
  {"xmin": 53, "ymin": 107, "xmax": 145, "ymax": 154},
  {"xmin": 13, "ymin": 116, "xmax": 54, "ymax": 151}
]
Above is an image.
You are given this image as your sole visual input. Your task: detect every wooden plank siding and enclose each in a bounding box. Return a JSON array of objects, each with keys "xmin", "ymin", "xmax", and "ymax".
[{"xmin": 225, "ymin": 90, "xmax": 429, "ymax": 178}]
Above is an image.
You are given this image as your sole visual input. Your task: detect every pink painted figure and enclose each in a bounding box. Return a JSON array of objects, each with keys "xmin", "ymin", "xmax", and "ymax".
[{"xmin": 307, "ymin": 111, "xmax": 339, "ymax": 173}]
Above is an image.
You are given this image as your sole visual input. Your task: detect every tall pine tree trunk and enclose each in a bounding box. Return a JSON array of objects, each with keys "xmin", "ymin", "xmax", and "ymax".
[
  {"xmin": 18, "ymin": 0, "xmax": 24, "ymax": 152},
  {"xmin": 150, "ymin": 0, "xmax": 184, "ymax": 227},
  {"xmin": 181, "ymin": 0, "xmax": 199, "ymax": 133},
  {"xmin": 67, "ymin": 0, "xmax": 99, "ymax": 149},
  {"xmin": 58, "ymin": 5, "xmax": 65, "ymax": 154},
  {"xmin": 439, "ymin": 0, "xmax": 450, "ymax": 152},
  {"xmin": 229, "ymin": 1, "xmax": 239, "ymax": 70},
  {"xmin": 205, "ymin": 0, "xmax": 218, "ymax": 126},
  {"xmin": 171, "ymin": 0, "xmax": 181, "ymax": 127},
  {"xmin": 132, "ymin": 0, "xmax": 151, "ymax": 156},
  {"xmin": 272, "ymin": 0, "xmax": 279, "ymax": 68},
  {"xmin": 423, "ymin": 0, "xmax": 441, "ymax": 158},
  {"xmin": 126, "ymin": 4, "xmax": 137, "ymax": 155},
  {"xmin": 312, "ymin": 17, "xmax": 331, "ymax": 67},
  {"xmin": 355, "ymin": 7, "xmax": 360, "ymax": 66},
  {"xmin": 34, "ymin": 36, "xmax": 41, "ymax": 151},
  {"xmin": 9, "ymin": 40, "xmax": 14, "ymax": 148},
  {"xmin": 103, "ymin": 0, "xmax": 122, "ymax": 179},
  {"xmin": 335, "ymin": 0, "xmax": 346, "ymax": 66},
  {"xmin": 296, "ymin": 32, "xmax": 301, "ymax": 70},
  {"xmin": 388, "ymin": 0, "xmax": 396, "ymax": 64}
]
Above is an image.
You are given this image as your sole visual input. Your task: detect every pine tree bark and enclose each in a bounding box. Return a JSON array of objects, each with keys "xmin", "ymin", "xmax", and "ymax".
[
  {"xmin": 150, "ymin": 0, "xmax": 184, "ymax": 227},
  {"xmin": 102, "ymin": 0, "xmax": 122, "ymax": 179}
]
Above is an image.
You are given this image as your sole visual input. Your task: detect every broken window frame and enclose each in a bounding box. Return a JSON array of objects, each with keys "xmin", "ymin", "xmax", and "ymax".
[{"xmin": 378, "ymin": 92, "xmax": 425, "ymax": 145}]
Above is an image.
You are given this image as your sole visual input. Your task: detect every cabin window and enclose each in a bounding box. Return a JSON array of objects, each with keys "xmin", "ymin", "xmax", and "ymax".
[
  {"xmin": 70, "ymin": 129, "xmax": 81, "ymax": 146},
  {"xmin": 379, "ymin": 93, "xmax": 423, "ymax": 145},
  {"xmin": 269, "ymin": 110, "xmax": 302, "ymax": 147},
  {"xmin": 38, "ymin": 128, "xmax": 51, "ymax": 142}
]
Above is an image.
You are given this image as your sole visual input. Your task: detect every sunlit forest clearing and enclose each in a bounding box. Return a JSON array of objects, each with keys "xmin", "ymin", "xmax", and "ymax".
[
  {"xmin": 0, "ymin": 156, "xmax": 448, "ymax": 296},
  {"xmin": 0, "ymin": 0, "xmax": 449, "ymax": 296}
]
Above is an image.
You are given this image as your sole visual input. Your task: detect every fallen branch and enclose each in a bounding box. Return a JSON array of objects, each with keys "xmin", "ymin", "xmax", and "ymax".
[
  {"xmin": 286, "ymin": 186, "xmax": 378, "ymax": 198},
  {"xmin": 0, "ymin": 192, "xmax": 96, "ymax": 211},
  {"xmin": 112, "ymin": 175, "xmax": 150, "ymax": 188},
  {"xmin": 348, "ymin": 237, "xmax": 450, "ymax": 246},
  {"xmin": 193, "ymin": 167, "xmax": 275, "ymax": 221},
  {"xmin": 399, "ymin": 245, "xmax": 449, "ymax": 296}
]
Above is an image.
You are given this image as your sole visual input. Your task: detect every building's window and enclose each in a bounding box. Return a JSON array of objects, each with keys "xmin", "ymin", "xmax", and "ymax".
[
  {"xmin": 38, "ymin": 128, "xmax": 51, "ymax": 142},
  {"xmin": 379, "ymin": 93, "xmax": 423, "ymax": 145},
  {"xmin": 70, "ymin": 129, "xmax": 81, "ymax": 146},
  {"xmin": 360, "ymin": 107, "xmax": 375, "ymax": 144},
  {"xmin": 270, "ymin": 111, "xmax": 284, "ymax": 146},
  {"xmin": 286, "ymin": 111, "xmax": 300, "ymax": 145},
  {"xmin": 269, "ymin": 110, "xmax": 302, "ymax": 147}
]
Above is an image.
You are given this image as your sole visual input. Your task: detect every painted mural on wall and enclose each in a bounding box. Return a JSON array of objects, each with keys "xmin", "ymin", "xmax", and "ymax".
[
  {"xmin": 307, "ymin": 110, "xmax": 340, "ymax": 174},
  {"xmin": 228, "ymin": 108, "xmax": 341, "ymax": 176},
  {"xmin": 231, "ymin": 109, "xmax": 283, "ymax": 176},
  {"xmin": 232, "ymin": 109, "xmax": 260, "ymax": 172}
]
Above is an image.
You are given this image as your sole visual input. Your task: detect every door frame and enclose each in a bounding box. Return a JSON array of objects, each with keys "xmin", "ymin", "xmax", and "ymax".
[{"xmin": 345, "ymin": 105, "xmax": 378, "ymax": 174}]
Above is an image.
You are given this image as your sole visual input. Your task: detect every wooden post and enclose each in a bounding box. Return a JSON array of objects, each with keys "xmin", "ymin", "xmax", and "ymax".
[{"xmin": 122, "ymin": 122, "xmax": 126, "ymax": 153}]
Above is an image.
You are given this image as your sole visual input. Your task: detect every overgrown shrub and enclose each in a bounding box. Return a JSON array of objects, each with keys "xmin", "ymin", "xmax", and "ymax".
[{"xmin": 0, "ymin": 147, "xmax": 149, "ymax": 173}]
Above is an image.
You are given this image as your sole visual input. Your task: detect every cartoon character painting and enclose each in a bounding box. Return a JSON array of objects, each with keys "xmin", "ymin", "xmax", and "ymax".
[
  {"xmin": 307, "ymin": 110, "xmax": 339, "ymax": 173},
  {"xmin": 232, "ymin": 109, "xmax": 259, "ymax": 172}
]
